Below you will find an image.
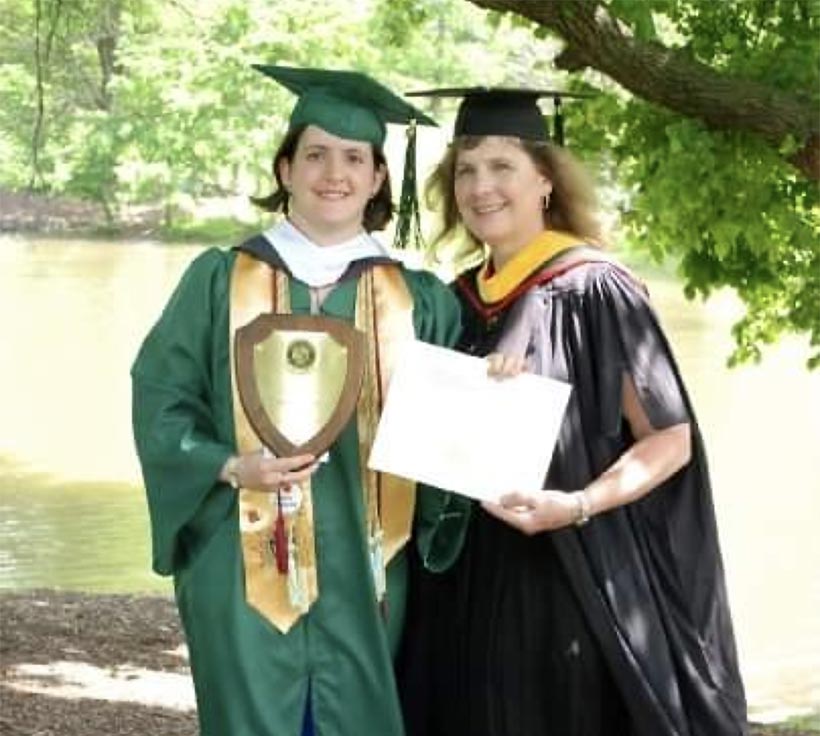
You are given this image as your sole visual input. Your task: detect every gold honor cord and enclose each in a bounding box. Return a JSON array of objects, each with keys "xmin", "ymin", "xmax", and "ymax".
[{"xmin": 230, "ymin": 253, "xmax": 416, "ymax": 632}]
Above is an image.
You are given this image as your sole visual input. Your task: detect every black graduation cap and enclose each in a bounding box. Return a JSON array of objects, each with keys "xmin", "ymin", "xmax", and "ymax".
[{"xmin": 405, "ymin": 87, "xmax": 592, "ymax": 146}]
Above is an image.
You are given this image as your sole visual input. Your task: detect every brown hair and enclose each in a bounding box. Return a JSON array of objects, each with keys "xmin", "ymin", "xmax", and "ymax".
[
  {"xmin": 426, "ymin": 136, "xmax": 603, "ymax": 261},
  {"xmin": 251, "ymin": 125, "xmax": 394, "ymax": 232}
]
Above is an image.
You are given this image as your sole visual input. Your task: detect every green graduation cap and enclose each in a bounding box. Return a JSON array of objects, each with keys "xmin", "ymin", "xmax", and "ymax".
[
  {"xmin": 253, "ymin": 65, "xmax": 437, "ymax": 248},
  {"xmin": 253, "ymin": 64, "xmax": 436, "ymax": 144}
]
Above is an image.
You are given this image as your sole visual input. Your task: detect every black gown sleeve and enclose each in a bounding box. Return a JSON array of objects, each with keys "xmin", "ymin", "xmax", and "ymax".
[{"xmin": 582, "ymin": 263, "xmax": 691, "ymax": 436}]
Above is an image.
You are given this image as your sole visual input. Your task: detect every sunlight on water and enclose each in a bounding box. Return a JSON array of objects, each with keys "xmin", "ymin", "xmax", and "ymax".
[
  {"xmin": 0, "ymin": 237, "xmax": 204, "ymax": 595},
  {"xmin": 0, "ymin": 238, "xmax": 203, "ymax": 484},
  {"xmin": 0, "ymin": 234, "xmax": 818, "ymax": 718}
]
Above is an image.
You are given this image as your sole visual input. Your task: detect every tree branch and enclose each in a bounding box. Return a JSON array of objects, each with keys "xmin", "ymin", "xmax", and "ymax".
[{"xmin": 466, "ymin": 0, "xmax": 819, "ymax": 180}]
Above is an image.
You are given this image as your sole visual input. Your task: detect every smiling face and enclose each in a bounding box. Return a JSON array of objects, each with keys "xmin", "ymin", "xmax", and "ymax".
[
  {"xmin": 278, "ymin": 125, "xmax": 387, "ymax": 245},
  {"xmin": 453, "ymin": 136, "xmax": 552, "ymax": 264}
]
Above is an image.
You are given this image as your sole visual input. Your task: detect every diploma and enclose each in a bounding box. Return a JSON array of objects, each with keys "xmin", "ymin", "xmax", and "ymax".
[{"xmin": 368, "ymin": 340, "xmax": 572, "ymax": 501}]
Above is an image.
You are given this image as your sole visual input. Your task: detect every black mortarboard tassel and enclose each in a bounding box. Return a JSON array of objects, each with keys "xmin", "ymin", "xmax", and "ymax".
[{"xmin": 553, "ymin": 95, "xmax": 565, "ymax": 146}]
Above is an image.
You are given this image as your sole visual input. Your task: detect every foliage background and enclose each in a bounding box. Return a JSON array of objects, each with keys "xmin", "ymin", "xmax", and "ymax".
[{"xmin": 0, "ymin": 0, "xmax": 817, "ymax": 366}]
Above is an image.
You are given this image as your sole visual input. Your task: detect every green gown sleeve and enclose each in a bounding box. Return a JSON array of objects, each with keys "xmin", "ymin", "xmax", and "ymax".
[
  {"xmin": 404, "ymin": 269, "xmax": 473, "ymax": 573},
  {"xmin": 131, "ymin": 248, "xmax": 235, "ymax": 576}
]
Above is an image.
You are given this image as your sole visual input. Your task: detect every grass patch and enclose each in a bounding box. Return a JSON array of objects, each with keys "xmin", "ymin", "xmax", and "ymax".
[{"xmin": 785, "ymin": 711, "xmax": 820, "ymax": 731}]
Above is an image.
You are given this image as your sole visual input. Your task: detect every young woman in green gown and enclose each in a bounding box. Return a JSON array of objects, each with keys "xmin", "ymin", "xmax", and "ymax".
[{"xmin": 132, "ymin": 66, "xmax": 464, "ymax": 736}]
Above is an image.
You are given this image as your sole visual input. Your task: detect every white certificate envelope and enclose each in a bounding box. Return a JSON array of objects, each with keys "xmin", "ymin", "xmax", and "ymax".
[{"xmin": 368, "ymin": 340, "xmax": 572, "ymax": 501}]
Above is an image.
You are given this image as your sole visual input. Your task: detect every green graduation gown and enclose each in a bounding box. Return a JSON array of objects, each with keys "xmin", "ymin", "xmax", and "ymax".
[{"xmin": 131, "ymin": 245, "xmax": 462, "ymax": 736}]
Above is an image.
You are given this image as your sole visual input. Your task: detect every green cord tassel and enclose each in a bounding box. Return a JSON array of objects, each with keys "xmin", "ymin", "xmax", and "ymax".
[{"xmin": 392, "ymin": 119, "xmax": 424, "ymax": 250}]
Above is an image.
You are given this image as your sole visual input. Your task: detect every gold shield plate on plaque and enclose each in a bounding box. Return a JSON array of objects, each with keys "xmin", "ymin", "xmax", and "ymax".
[{"xmin": 235, "ymin": 314, "xmax": 365, "ymax": 460}]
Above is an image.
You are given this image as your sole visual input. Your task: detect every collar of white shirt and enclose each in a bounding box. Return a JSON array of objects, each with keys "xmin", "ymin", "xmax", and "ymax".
[{"xmin": 261, "ymin": 219, "xmax": 390, "ymax": 287}]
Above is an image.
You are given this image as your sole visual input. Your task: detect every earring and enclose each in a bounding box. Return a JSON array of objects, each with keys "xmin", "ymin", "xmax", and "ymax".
[{"xmin": 542, "ymin": 193, "xmax": 551, "ymax": 212}]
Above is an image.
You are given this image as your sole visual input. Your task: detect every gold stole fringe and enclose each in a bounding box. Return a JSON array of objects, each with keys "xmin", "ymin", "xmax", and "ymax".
[{"xmin": 229, "ymin": 252, "xmax": 416, "ymax": 632}]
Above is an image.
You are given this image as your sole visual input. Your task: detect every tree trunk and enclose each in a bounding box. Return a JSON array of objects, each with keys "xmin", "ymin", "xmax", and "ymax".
[
  {"xmin": 30, "ymin": 0, "xmax": 64, "ymax": 191},
  {"xmin": 95, "ymin": 0, "xmax": 123, "ymax": 111},
  {"xmin": 465, "ymin": 0, "xmax": 819, "ymax": 180}
]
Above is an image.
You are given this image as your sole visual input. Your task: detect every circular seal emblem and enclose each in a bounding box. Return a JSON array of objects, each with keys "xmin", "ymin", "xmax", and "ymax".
[{"xmin": 286, "ymin": 339, "xmax": 316, "ymax": 372}]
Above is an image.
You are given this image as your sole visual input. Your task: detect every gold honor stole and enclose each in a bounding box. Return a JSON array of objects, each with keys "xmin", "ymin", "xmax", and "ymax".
[{"xmin": 229, "ymin": 252, "xmax": 416, "ymax": 632}]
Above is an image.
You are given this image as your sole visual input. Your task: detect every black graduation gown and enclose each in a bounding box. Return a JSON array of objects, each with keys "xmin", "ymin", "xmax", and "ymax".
[{"xmin": 399, "ymin": 258, "xmax": 748, "ymax": 736}]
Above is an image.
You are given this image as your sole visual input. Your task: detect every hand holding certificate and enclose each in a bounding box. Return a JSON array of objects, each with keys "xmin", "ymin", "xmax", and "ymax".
[{"xmin": 368, "ymin": 340, "xmax": 572, "ymax": 501}]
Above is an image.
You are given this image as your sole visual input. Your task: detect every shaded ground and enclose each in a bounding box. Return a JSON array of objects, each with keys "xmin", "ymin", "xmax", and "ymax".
[
  {"xmin": 0, "ymin": 590, "xmax": 816, "ymax": 735},
  {"xmin": 0, "ymin": 591, "xmax": 195, "ymax": 736}
]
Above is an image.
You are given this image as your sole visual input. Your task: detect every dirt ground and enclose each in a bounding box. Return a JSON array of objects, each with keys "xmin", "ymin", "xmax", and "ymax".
[
  {"xmin": 0, "ymin": 591, "xmax": 196, "ymax": 736},
  {"xmin": 0, "ymin": 590, "xmax": 815, "ymax": 736}
]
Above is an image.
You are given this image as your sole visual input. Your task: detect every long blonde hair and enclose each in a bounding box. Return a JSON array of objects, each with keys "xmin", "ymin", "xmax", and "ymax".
[{"xmin": 426, "ymin": 136, "xmax": 603, "ymax": 263}]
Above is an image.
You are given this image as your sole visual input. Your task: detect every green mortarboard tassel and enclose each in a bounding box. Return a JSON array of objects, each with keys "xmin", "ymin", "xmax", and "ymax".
[{"xmin": 392, "ymin": 120, "xmax": 423, "ymax": 250}]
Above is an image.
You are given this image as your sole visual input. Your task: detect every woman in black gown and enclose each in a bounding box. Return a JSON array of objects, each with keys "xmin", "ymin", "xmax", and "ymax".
[{"xmin": 399, "ymin": 89, "xmax": 749, "ymax": 736}]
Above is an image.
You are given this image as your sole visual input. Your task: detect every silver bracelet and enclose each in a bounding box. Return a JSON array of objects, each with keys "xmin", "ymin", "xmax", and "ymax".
[{"xmin": 574, "ymin": 491, "xmax": 591, "ymax": 527}]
